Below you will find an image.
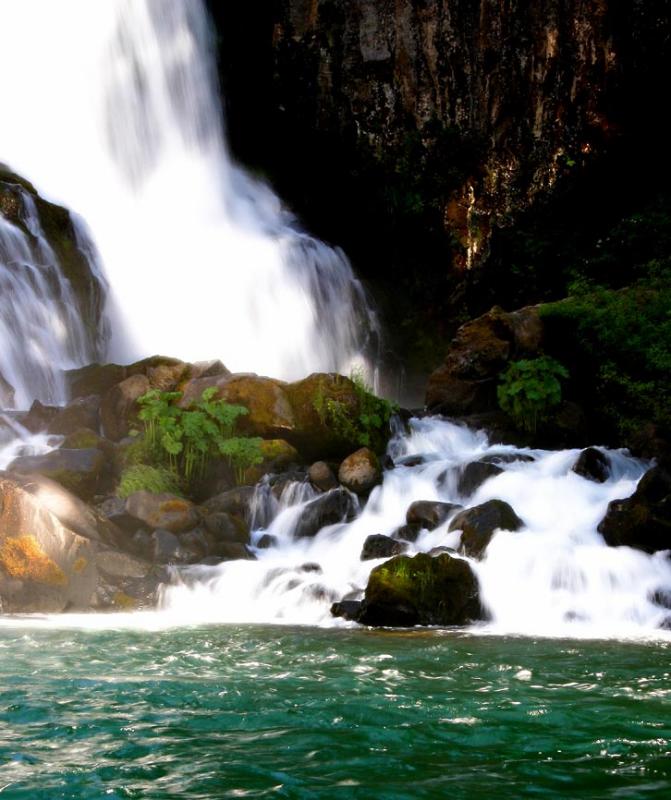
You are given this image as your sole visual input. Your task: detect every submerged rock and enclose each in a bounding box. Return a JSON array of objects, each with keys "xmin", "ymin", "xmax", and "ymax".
[
  {"xmin": 598, "ymin": 466, "xmax": 671, "ymax": 553},
  {"xmin": 338, "ymin": 447, "xmax": 381, "ymax": 495},
  {"xmin": 572, "ymin": 447, "xmax": 610, "ymax": 483},
  {"xmin": 293, "ymin": 488, "xmax": 358, "ymax": 539},
  {"xmin": 406, "ymin": 500, "xmax": 461, "ymax": 531},
  {"xmin": 360, "ymin": 534, "xmax": 407, "ymax": 561},
  {"xmin": 355, "ymin": 552, "xmax": 483, "ymax": 627},
  {"xmin": 450, "ymin": 500, "xmax": 523, "ymax": 558}
]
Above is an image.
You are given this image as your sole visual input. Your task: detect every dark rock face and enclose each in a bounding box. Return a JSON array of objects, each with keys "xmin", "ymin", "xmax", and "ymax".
[
  {"xmin": 355, "ymin": 552, "xmax": 483, "ymax": 627},
  {"xmin": 360, "ymin": 534, "xmax": 407, "ymax": 561},
  {"xmin": 293, "ymin": 488, "xmax": 358, "ymax": 539},
  {"xmin": 101, "ymin": 374, "xmax": 150, "ymax": 441},
  {"xmin": 572, "ymin": 447, "xmax": 610, "ymax": 483},
  {"xmin": 457, "ymin": 461, "xmax": 503, "ymax": 496},
  {"xmin": 450, "ymin": 500, "xmax": 524, "ymax": 558},
  {"xmin": 598, "ymin": 466, "xmax": 671, "ymax": 553},
  {"xmin": 406, "ymin": 501, "xmax": 461, "ymax": 531},
  {"xmin": 8, "ymin": 448, "xmax": 107, "ymax": 501}
]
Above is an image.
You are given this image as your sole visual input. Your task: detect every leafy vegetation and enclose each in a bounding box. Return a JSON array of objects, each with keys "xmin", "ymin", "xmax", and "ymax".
[
  {"xmin": 117, "ymin": 465, "xmax": 183, "ymax": 499},
  {"xmin": 313, "ymin": 370, "xmax": 398, "ymax": 452},
  {"xmin": 497, "ymin": 356, "xmax": 569, "ymax": 433},
  {"xmin": 136, "ymin": 387, "xmax": 263, "ymax": 487}
]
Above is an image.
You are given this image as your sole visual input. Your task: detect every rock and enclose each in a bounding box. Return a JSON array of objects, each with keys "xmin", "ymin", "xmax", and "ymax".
[
  {"xmin": 308, "ymin": 461, "xmax": 338, "ymax": 492},
  {"xmin": 426, "ymin": 306, "xmax": 543, "ymax": 414},
  {"xmin": 480, "ymin": 452, "xmax": 535, "ymax": 465},
  {"xmin": 360, "ymin": 534, "xmax": 407, "ymax": 561},
  {"xmin": 598, "ymin": 466, "xmax": 671, "ymax": 553},
  {"xmin": 406, "ymin": 500, "xmax": 461, "ymax": 530},
  {"xmin": 391, "ymin": 523, "xmax": 422, "ymax": 542},
  {"xmin": 8, "ymin": 448, "xmax": 106, "ymax": 501},
  {"xmin": 338, "ymin": 447, "xmax": 381, "ymax": 495},
  {"xmin": 0, "ymin": 475, "xmax": 98, "ymax": 612},
  {"xmin": 331, "ymin": 599, "xmax": 363, "ymax": 621},
  {"xmin": 67, "ymin": 363, "xmax": 127, "ymax": 399},
  {"xmin": 47, "ymin": 395, "xmax": 100, "ymax": 436},
  {"xmin": 242, "ymin": 439, "xmax": 299, "ymax": 484},
  {"xmin": 457, "ymin": 461, "xmax": 504, "ymax": 496},
  {"xmin": 61, "ymin": 427, "xmax": 107, "ymax": 451},
  {"xmin": 125, "ymin": 492, "xmax": 199, "ymax": 534},
  {"xmin": 150, "ymin": 529, "xmax": 186, "ymax": 563},
  {"xmin": 204, "ymin": 512, "xmax": 249, "ymax": 545},
  {"xmin": 293, "ymin": 488, "xmax": 358, "ymax": 539},
  {"xmin": 256, "ymin": 533, "xmax": 277, "ymax": 549},
  {"xmin": 101, "ymin": 374, "xmax": 150, "ymax": 441},
  {"xmin": 449, "ymin": 500, "xmax": 524, "ymax": 558},
  {"xmin": 0, "ymin": 370, "xmax": 15, "ymax": 408},
  {"xmin": 572, "ymin": 447, "xmax": 610, "ymax": 483},
  {"xmin": 200, "ymin": 486, "xmax": 256, "ymax": 519},
  {"xmin": 20, "ymin": 399, "xmax": 60, "ymax": 432},
  {"xmin": 179, "ymin": 373, "xmax": 295, "ymax": 438},
  {"xmin": 95, "ymin": 550, "xmax": 149, "ymax": 579},
  {"xmin": 356, "ymin": 552, "xmax": 483, "ymax": 627},
  {"xmin": 216, "ymin": 542, "xmax": 255, "ymax": 561}
]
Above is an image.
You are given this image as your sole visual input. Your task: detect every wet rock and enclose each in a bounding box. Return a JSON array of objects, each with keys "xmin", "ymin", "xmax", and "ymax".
[
  {"xmin": 47, "ymin": 395, "xmax": 100, "ymax": 436},
  {"xmin": 598, "ymin": 466, "xmax": 671, "ymax": 553},
  {"xmin": 300, "ymin": 562, "xmax": 322, "ymax": 573},
  {"xmin": 216, "ymin": 542, "xmax": 255, "ymax": 561},
  {"xmin": 360, "ymin": 534, "xmax": 408, "ymax": 561},
  {"xmin": 308, "ymin": 460, "xmax": 338, "ymax": 492},
  {"xmin": 101, "ymin": 374, "xmax": 150, "ymax": 441},
  {"xmin": 269, "ymin": 471, "xmax": 309, "ymax": 501},
  {"xmin": 293, "ymin": 488, "xmax": 358, "ymax": 539},
  {"xmin": 20, "ymin": 399, "xmax": 60, "ymax": 432},
  {"xmin": 204, "ymin": 511, "xmax": 249, "ymax": 544},
  {"xmin": 200, "ymin": 486, "xmax": 256, "ymax": 519},
  {"xmin": 338, "ymin": 447, "xmax": 381, "ymax": 495},
  {"xmin": 457, "ymin": 461, "xmax": 503, "ymax": 496},
  {"xmin": 8, "ymin": 448, "xmax": 106, "ymax": 501},
  {"xmin": 0, "ymin": 371, "xmax": 15, "ymax": 408},
  {"xmin": 95, "ymin": 550, "xmax": 149, "ymax": 580},
  {"xmin": 242, "ymin": 439, "xmax": 300, "ymax": 485},
  {"xmin": 357, "ymin": 552, "xmax": 483, "ymax": 627},
  {"xmin": 331, "ymin": 599, "xmax": 363, "ymax": 621},
  {"xmin": 572, "ymin": 447, "xmax": 610, "ymax": 483},
  {"xmin": 449, "ymin": 500, "xmax": 523, "ymax": 558},
  {"xmin": 125, "ymin": 491, "xmax": 199, "ymax": 534},
  {"xmin": 67, "ymin": 362, "xmax": 127, "ymax": 400},
  {"xmin": 256, "ymin": 533, "xmax": 277, "ymax": 549},
  {"xmin": 0, "ymin": 475, "xmax": 98, "ymax": 612},
  {"xmin": 481, "ymin": 452, "xmax": 535, "ymax": 465},
  {"xmin": 150, "ymin": 529, "xmax": 186, "ymax": 563},
  {"xmin": 406, "ymin": 501, "xmax": 461, "ymax": 531},
  {"xmin": 391, "ymin": 523, "xmax": 422, "ymax": 542}
]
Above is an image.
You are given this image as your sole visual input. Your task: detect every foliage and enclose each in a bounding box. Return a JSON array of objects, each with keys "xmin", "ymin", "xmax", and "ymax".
[
  {"xmin": 137, "ymin": 388, "xmax": 263, "ymax": 486},
  {"xmin": 313, "ymin": 370, "xmax": 398, "ymax": 452},
  {"xmin": 497, "ymin": 356, "xmax": 569, "ymax": 433},
  {"xmin": 117, "ymin": 465, "xmax": 182, "ymax": 499}
]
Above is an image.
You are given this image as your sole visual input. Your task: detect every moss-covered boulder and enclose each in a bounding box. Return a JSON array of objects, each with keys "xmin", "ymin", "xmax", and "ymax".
[
  {"xmin": 242, "ymin": 439, "xmax": 299, "ymax": 485},
  {"xmin": 8, "ymin": 448, "xmax": 107, "ymax": 501},
  {"xmin": 356, "ymin": 552, "xmax": 483, "ymax": 626},
  {"xmin": 449, "ymin": 499, "xmax": 524, "ymax": 558}
]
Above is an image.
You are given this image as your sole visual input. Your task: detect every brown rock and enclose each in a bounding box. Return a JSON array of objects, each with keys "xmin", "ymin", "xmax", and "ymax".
[
  {"xmin": 125, "ymin": 492, "xmax": 199, "ymax": 534},
  {"xmin": 101, "ymin": 374, "xmax": 150, "ymax": 441},
  {"xmin": 308, "ymin": 461, "xmax": 339, "ymax": 492},
  {"xmin": 338, "ymin": 447, "xmax": 381, "ymax": 495}
]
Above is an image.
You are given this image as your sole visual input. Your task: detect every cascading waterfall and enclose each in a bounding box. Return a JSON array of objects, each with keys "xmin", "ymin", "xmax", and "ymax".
[
  {"xmin": 161, "ymin": 417, "xmax": 671, "ymax": 639},
  {"xmin": 0, "ymin": 0, "xmax": 379, "ymax": 382}
]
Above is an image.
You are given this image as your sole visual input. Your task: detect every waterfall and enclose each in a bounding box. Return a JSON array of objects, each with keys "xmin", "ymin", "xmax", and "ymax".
[
  {"xmin": 160, "ymin": 418, "xmax": 671, "ymax": 638},
  {"xmin": 0, "ymin": 0, "xmax": 379, "ymax": 383}
]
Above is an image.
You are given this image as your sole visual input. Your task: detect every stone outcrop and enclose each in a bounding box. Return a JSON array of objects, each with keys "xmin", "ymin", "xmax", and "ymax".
[{"xmin": 450, "ymin": 499, "xmax": 524, "ymax": 558}]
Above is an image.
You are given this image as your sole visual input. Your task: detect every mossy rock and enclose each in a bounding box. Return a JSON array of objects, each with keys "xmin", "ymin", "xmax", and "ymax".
[
  {"xmin": 358, "ymin": 552, "xmax": 483, "ymax": 627},
  {"xmin": 8, "ymin": 448, "xmax": 107, "ymax": 501},
  {"xmin": 242, "ymin": 439, "xmax": 299, "ymax": 484}
]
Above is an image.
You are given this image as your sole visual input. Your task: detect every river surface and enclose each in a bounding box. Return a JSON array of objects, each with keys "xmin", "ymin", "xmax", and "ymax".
[{"xmin": 1, "ymin": 623, "xmax": 669, "ymax": 799}]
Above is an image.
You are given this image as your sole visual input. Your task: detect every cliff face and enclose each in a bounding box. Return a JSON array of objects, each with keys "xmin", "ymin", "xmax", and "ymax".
[{"xmin": 269, "ymin": 0, "xmax": 664, "ymax": 269}]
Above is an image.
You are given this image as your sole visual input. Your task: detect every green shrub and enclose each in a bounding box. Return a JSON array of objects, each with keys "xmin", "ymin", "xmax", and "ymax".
[
  {"xmin": 137, "ymin": 387, "xmax": 263, "ymax": 486},
  {"xmin": 313, "ymin": 369, "xmax": 398, "ymax": 452},
  {"xmin": 117, "ymin": 465, "xmax": 182, "ymax": 499},
  {"xmin": 497, "ymin": 356, "xmax": 569, "ymax": 432}
]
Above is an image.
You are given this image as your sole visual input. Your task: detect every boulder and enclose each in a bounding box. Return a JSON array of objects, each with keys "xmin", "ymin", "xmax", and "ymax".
[
  {"xmin": 200, "ymin": 486, "xmax": 256, "ymax": 519},
  {"xmin": 256, "ymin": 533, "xmax": 277, "ymax": 549},
  {"xmin": 8, "ymin": 448, "xmax": 107, "ymax": 501},
  {"xmin": 242, "ymin": 439, "xmax": 299, "ymax": 485},
  {"xmin": 360, "ymin": 534, "xmax": 407, "ymax": 561},
  {"xmin": 391, "ymin": 523, "xmax": 422, "ymax": 542},
  {"xmin": 67, "ymin": 362, "xmax": 127, "ymax": 399},
  {"xmin": 0, "ymin": 370, "xmax": 15, "ymax": 408},
  {"xmin": 572, "ymin": 447, "xmax": 610, "ymax": 483},
  {"xmin": 338, "ymin": 447, "xmax": 381, "ymax": 495},
  {"xmin": 47, "ymin": 395, "xmax": 100, "ymax": 436},
  {"xmin": 204, "ymin": 511, "xmax": 250, "ymax": 545},
  {"xmin": 101, "ymin": 374, "xmax": 150, "ymax": 441},
  {"xmin": 0, "ymin": 475, "xmax": 98, "ymax": 612},
  {"xmin": 150, "ymin": 529, "xmax": 187, "ymax": 563},
  {"xmin": 449, "ymin": 499, "xmax": 523, "ymax": 558},
  {"xmin": 457, "ymin": 461, "xmax": 504, "ymax": 496},
  {"xmin": 293, "ymin": 488, "xmax": 358, "ymax": 539},
  {"xmin": 308, "ymin": 461, "xmax": 339, "ymax": 492},
  {"xmin": 406, "ymin": 500, "xmax": 461, "ymax": 530},
  {"xmin": 598, "ymin": 466, "xmax": 671, "ymax": 553},
  {"xmin": 331, "ymin": 599, "xmax": 363, "ymax": 621},
  {"xmin": 20, "ymin": 399, "xmax": 60, "ymax": 432},
  {"xmin": 125, "ymin": 491, "xmax": 199, "ymax": 534},
  {"xmin": 355, "ymin": 552, "xmax": 483, "ymax": 626}
]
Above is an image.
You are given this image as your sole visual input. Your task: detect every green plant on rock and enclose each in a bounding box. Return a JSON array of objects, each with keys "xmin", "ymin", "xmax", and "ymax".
[
  {"xmin": 313, "ymin": 369, "xmax": 399, "ymax": 452},
  {"xmin": 117, "ymin": 464, "xmax": 182, "ymax": 499},
  {"xmin": 497, "ymin": 356, "xmax": 569, "ymax": 433},
  {"xmin": 136, "ymin": 387, "xmax": 263, "ymax": 486}
]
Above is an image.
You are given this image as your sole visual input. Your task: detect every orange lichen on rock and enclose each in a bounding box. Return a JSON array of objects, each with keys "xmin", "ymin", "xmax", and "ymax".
[
  {"xmin": 0, "ymin": 535, "xmax": 68, "ymax": 586},
  {"xmin": 72, "ymin": 556, "xmax": 88, "ymax": 573}
]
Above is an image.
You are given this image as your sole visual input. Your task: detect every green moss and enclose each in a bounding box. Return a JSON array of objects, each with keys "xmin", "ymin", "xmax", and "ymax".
[{"xmin": 117, "ymin": 465, "xmax": 182, "ymax": 499}]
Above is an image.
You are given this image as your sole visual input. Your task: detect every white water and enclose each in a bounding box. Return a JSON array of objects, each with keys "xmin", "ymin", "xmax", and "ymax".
[
  {"xmin": 0, "ymin": 0, "xmax": 378, "ymax": 382},
  {"xmin": 157, "ymin": 417, "xmax": 671, "ymax": 639}
]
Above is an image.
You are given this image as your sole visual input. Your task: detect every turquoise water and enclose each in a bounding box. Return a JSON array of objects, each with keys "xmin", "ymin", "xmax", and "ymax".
[{"xmin": 1, "ymin": 624, "xmax": 670, "ymax": 799}]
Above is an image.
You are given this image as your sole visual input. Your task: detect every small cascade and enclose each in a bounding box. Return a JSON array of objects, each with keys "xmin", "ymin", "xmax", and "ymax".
[
  {"xmin": 0, "ymin": 0, "xmax": 380, "ymax": 382},
  {"xmin": 0, "ymin": 183, "xmax": 108, "ymax": 409},
  {"xmin": 161, "ymin": 417, "xmax": 671, "ymax": 638}
]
